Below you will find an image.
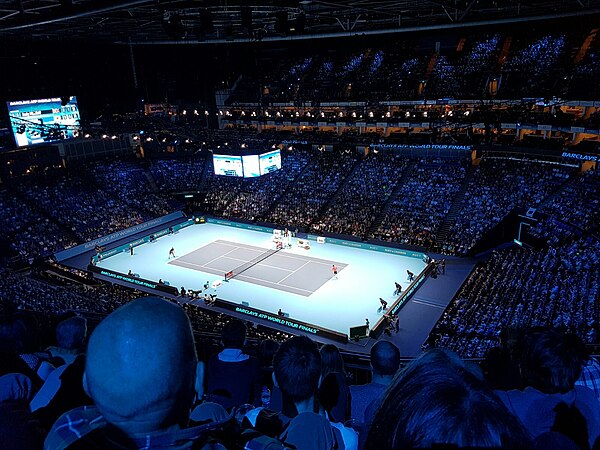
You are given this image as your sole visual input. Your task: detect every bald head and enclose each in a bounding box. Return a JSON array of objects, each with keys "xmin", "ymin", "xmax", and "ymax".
[
  {"xmin": 371, "ymin": 341, "xmax": 400, "ymax": 376},
  {"xmin": 84, "ymin": 297, "xmax": 197, "ymax": 433}
]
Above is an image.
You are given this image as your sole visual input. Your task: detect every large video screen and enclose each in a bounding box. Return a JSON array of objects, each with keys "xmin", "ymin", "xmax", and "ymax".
[
  {"xmin": 259, "ymin": 149, "xmax": 281, "ymax": 175},
  {"xmin": 242, "ymin": 154, "xmax": 260, "ymax": 178},
  {"xmin": 7, "ymin": 96, "xmax": 81, "ymax": 147},
  {"xmin": 213, "ymin": 154, "xmax": 243, "ymax": 177}
]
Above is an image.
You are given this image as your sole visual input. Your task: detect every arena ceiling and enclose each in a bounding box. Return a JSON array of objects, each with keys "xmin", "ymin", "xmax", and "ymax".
[{"xmin": 0, "ymin": 0, "xmax": 599, "ymax": 44}]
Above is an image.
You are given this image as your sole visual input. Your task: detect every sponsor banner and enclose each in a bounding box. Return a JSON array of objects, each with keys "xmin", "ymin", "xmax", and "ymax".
[
  {"xmin": 215, "ymin": 299, "xmax": 348, "ymax": 343},
  {"xmin": 370, "ymin": 143, "xmax": 472, "ymax": 152},
  {"xmin": 281, "ymin": 139, "xmax": 309, "ymax": 145},
  {"xmin": 94, "ymin": 219, "xmax": 193, "ymax": 263},
  {"xmin": 562, "ymin": 152, "xmax": 600, "ymax": 161},
  {"xmin": 89, "ymin": 265, "xmax": 178, "ymax": 296},
  {"xmin": 206, "ymin": 217, "xmax": 274, "ymax": 234},
  {"xmin": 370, "ymin": 262, "xmax": 434, "ymax": 338},
  {"xmin": 205, "ymin": 217, "xmax": 426, "ymax": 259},
  {"xmin": 55, "ymin": 211, "xmax": 186, "ymax": 261}
]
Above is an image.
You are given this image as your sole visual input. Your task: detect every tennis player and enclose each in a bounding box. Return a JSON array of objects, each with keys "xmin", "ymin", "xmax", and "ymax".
[
  {"xmin": 332, "ymin": 264, "xmax": 338, "ymax": 279},
  {"xmin": 168, "ymin": 247, "xmax": 176, "ymax": 259}
]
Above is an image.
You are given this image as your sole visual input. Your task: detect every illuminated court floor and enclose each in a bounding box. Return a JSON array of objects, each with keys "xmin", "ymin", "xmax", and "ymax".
[{"xmin": 96, "ymin": 222, "xmax": 427, "ymax": 336}]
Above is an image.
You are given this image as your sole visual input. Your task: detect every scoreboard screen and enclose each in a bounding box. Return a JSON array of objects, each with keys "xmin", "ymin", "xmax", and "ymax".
[
  {"xmin": 213, "ymin": 154, "xmax": 243, "ymax": 177},
  {"xmin": 7, "ymin": 96, "xmax": 81, "ymax": 147},
  {"xmin": 259, "ymin": 149, "xmax": 281, "ymax": 175},
  {"xmin": 242, "ymin": 154, "xmax": 260, "ymax": 178}
]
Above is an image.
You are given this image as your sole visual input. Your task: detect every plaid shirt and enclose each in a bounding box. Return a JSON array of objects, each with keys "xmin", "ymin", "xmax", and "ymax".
[
  {"xmin": 576, "ymin": 356, "xmax": 600, "ymax": 401},
  {"xmin": 44, "ymin": 405, "xmax": 230, "ymax": 450}
]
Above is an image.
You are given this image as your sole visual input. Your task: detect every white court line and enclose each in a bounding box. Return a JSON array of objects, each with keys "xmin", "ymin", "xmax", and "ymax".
[
  {"xmin": 175, "ymin": 259, "xmax": 311, "ymax": 293},
  {"xmin": 253, "ymin": 262, "xmax": 294, "ymax": 272},
  {"xmin": 272, "ymin": 251, "xmax": 341, "ymax": 267},
  {"xmin": 234, "ymin": 272, "xmax": 314, "ymax": 294},
  {"xmin": 412, "ymin": 300, "xmax": 446, "ymax": 309},
  {"xmin": 217, "ymin": 255, "xmax": 250, "ymax": 263},
  {"xmin": 169, "ymin": 260, "xmax": 214, "ymax": 271},
  {"xmin": 177, "ymin": 241, "xmax": 334, "ymax": 291},
  {"xmin": 216, "ymin": 255, "xmax": 294, "ymax": 273},
  {"xmin": 277, "ymin": 260, "xmax": 310, "ymax": 285},
  {"xmin": 217, "ymin": 239, "xmax": 343, "ymax": 268},
  {"xmin": 212, "ymin": 240, "xmax": 240, "ymax": 248},
  {"xmin": 192, "ymin": 246, "xmax": 242, "ymax": 268}
]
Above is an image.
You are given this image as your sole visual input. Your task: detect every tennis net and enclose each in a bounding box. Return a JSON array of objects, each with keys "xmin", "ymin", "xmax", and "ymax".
[{"xmin": 224, "ymin": 246, "xmax": 283, "ymax": 281}]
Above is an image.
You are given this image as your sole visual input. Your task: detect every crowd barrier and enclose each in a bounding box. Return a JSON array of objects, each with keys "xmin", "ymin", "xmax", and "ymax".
[
  {"xmin": 370, "ymin": 261, "xmax": 436, "ymax": 338},
  {"xmin": 92, "ymin": 217, "xmax": 194, "ymax": 264},
  {"xmin": 206, "ymin": 217, "xmax": 427, "ymax": 260},
  {"xmin": 55, "ymin": 211, "xmax": 186, "ymax": 261}
]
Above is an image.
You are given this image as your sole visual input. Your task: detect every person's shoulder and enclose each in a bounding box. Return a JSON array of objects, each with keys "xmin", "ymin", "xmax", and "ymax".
[
  {"xmin": 330, "ymin": 421, "xmax": 358, "ymax": 450},
  {"xmin": 44, "ymin": 405, "xmax": 106, "ymax": 450},
  {"xmin": 573, "ymin": 385, "xmax": 600, "ymax": 406},
  {"xmin": 289, "ymin": 411, "xmax": 330, "ymax": 428}
]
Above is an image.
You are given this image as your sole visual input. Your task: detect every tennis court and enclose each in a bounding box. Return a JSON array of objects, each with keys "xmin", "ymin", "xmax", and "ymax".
[
  {"xmin": 92, "ymin": 221, "xmax": 427, "ymax": 337},
  {"xmin": 169, "ymin": 240, "xmax": 347, "ymax": 296}
]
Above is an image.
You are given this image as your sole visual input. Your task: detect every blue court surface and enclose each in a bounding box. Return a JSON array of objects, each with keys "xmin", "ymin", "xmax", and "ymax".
[{"xmin": 95, "ymin": 222, "xmax": 427, "ymax": 336}]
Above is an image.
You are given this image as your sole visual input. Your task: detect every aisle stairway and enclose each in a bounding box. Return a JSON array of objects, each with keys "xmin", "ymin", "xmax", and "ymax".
[
  {"xmin": 366, "ymin": 161, "xmax": 416, "ymax": 237},
  {"xmin": 260, "ymin": 158, "xmax": 315, "ymax": 220},
  {"xmin": 144, "ymin": 170, "xmax": 160, "ymax": 194},
  {"xmin": 315, "ymin": 158, "xmax": 363, "ymax": 219},
  {"xmin": 435, "ymin": 164, "xmax": 477, "ymax": 246}
]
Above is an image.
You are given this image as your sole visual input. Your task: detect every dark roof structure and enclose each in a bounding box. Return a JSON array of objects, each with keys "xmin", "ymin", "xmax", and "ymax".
[{"xmin": 0, "ymin": 0, "xmax": 599, "ymax": 44}]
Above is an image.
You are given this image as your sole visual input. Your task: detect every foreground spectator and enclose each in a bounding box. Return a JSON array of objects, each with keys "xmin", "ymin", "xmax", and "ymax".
[
  {"xmin": 44, "ymin": 317, "xmax": 87, "ymax": 366},
  {"xmin": 576, "ymin": 354, "xmax": 600, "ymax": 402},
  {"xmin": 365, "ymin": 348, "xmax": 532, "ymax": 449},
  {"xmin": 206, "ymin": 319, "xmax": 261, "ymax": 410},
  {"xmin": 44, "ymin": 296, "xmax": 230, "ymax": 449},
  {"xmin": 496, "ymin": 329, "xmax": 600, "ymax": 449},
  {"xmin": 350, "ymin": 340, "xmax": 400, "ymax": 423},
  {"xmin": 274, "ymin": 336, "xmax": 357, "ymax": 450},
  {"xmin": 0, "ymin": 373, "xmax": 44, "ymax": 450},
  {"xmin": 318, "ymin": 344, "xmax": 351, "ymax": 423}
]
